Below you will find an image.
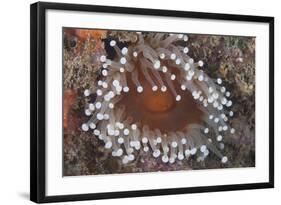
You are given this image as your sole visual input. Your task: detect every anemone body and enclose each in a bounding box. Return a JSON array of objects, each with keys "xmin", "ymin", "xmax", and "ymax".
[{"xmin": 82, "ymin": 32, "xmax": 235, "ymax": 165}]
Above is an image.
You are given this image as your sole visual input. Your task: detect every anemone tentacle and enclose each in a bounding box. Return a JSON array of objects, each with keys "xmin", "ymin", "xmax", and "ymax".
[{"xmin": 82, "ymin": 32, "xmax": 235, "ymax": 164}]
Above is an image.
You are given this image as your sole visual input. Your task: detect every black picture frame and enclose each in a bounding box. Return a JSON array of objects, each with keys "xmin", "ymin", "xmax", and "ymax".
[{"xmin": 30, "ymin": 2, "xmax": 274, "ymax": 203}]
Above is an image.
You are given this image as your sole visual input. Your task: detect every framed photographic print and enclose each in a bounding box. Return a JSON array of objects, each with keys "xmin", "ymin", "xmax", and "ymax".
[{"xmin": 30, "ymin": 2, "xmax": 274, "ymax": 203}]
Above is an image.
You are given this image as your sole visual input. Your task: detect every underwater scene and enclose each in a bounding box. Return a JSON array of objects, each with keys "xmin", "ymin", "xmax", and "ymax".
[{"xmin": 63, "ymin": 28, "xmax": 255, "ymax": 176}]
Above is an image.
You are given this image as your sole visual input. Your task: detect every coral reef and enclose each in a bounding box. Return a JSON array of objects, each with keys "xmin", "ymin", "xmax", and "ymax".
[{"xmin": 63, "ymin": 29, "xmax": 255, "ymax": 176}]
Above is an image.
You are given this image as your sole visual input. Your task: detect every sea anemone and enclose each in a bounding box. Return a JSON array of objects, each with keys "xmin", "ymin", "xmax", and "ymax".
[{"xmin": 81, "ymin": 32, "xmax": 235, "ymax": 165}]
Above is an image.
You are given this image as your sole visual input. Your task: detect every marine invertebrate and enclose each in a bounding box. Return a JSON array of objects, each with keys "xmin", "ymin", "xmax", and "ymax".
[{"xmin": 81, "ymin": 32, "xmax": 235, "ymax": 165}]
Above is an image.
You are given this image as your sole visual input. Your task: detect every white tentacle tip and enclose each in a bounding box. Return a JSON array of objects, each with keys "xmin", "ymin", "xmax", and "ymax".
[
  {"xmin": 84, "ymin": 89, "xmax": 90, "ymax": 97},
  {"xmin": 198, "ymin": 60, "xmax": 204, "ymax": 67},
  {"xmin": 183, "ymin": 47, "xmax": 189, "ymax": 54},
  {"xmin": 152, "ymin": 85, "xmax": 158, "ymax": 91},
  {"xmin": 110, "ymin": 40, "xmax": 116, "ymax": 47},
  {"xmin": 162, "ymin": 155, "xmax": 169, "ymax": 163},
  {"xmin": 100, "ymin": 55, "xmax": 107, "ymax": 62},
  {"xmin": 120, "ymin": 57, "xmax": 127, "ymax": 65},
  {"xmin": 105, "ymin": 141, "xmax": 112, "ymax": 149},
  {"xmin": 153, "ymin": 60, "xmax": 161, "ymax": 69},
  {"xmin": 121, "ymin": 47, "xmax": 128, "ymax": 55},
  {"xmin": 221, "ymin": 156, "xmax": 228, "ymax": 163},
  {"xmin": 137, "ymin": 86, "xmax": 143, "ymax": 93},
  {"xmin": 161, "ymin": 86, "xmax": 167, "ymax": 92},
  {"xmin": 81, "ymin": 123, "xmax": 89, "ymax": 131}
]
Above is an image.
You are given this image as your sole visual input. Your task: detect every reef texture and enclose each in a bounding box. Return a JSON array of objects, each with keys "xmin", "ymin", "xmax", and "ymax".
[{"xmin": 63, "ymin": 29, "xmax": 255, "ymax": 176}]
